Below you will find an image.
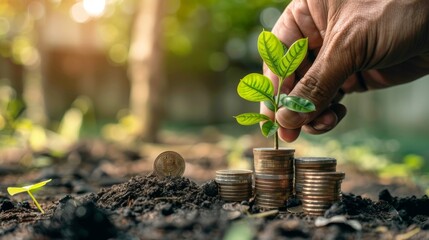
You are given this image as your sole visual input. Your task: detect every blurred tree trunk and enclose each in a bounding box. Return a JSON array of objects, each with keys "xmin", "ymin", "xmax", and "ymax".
[
  {"xmin": 128, "ymin": 0, "xmax": 166, "ymax": 142},
  {"xmin": 23, "ymin": 7, "xmax": 48, "ymax": 126}
]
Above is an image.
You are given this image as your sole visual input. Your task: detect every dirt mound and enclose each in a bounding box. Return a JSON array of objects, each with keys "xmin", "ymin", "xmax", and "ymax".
[{"xmin": 96, "ymin": 175, "xmax": 223, "ymax": 212}]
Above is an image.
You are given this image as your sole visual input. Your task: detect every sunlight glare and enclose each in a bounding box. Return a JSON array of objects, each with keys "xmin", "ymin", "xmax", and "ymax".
[
  {"xmin": 70, "ymin": 2, "xmax": 90, "ymax": 23},
  {"xmin": 83, "ymin": 0, "xmax": 106, "ymax": 17}
]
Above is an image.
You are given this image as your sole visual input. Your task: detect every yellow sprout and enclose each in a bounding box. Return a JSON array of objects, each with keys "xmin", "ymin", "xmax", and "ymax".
[{"xmin": 7, "ymin": 179, "xmax": 52, "ymax": 214}]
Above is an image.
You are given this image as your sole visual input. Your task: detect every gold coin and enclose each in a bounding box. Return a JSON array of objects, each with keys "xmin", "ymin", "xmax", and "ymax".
[{"xmin": 153, "ymin": 151, "xmax": 185, "ymax": 177}]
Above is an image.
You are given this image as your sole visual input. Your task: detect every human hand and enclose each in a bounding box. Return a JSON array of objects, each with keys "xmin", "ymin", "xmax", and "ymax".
[{"xmin": 262, "ymin": 0, "xmax": 429, "ymax": 142}]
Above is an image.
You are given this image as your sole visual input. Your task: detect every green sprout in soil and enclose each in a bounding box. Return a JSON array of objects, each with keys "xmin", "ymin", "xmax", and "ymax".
[
  {"xmin": 235, "ymin": 30, "xmax": 315, "ymax": 149},
  {"xmin": 7, "ymin": 179, "xmax": 52, "ymax": 214}
]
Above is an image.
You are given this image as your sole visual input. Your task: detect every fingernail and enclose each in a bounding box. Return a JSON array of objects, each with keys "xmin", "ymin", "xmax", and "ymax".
[
  {"xmin": 312, "ymin": 123, "xmax": 332, "ymax": 131},
  {"xmin": 276, "ymin": 108, "xmax": 306, "ymax": 129}
]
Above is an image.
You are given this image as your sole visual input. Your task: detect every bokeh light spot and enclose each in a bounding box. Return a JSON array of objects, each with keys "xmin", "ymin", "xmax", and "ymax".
[
  {"xmin": 260, "ymin": 7, "xmax": 281, "ymax": 29},
  {"xmin": 28, "ymin": 2, "xmax": 45, "ymax": 20},
  {"xmin": 0, "ymin": 17, "xmax": 10, "ymax": 36},
  {"xmin": 100, "ymin": 25, "xmax": 119, "ymax": 45},
  {"xmin": 11, "ymin": 36, "xmax": 39, "ymax": 66},
  {"xmin": 109, "ymin": 43, "xmax": 128, "ymax": 64},
  {"xmin": 70, "ymin": 2, "xmax": 90, "ymax": 23},
  {"xmin": 213, "ymin": 13, "xmax": 231, "ymax": 32},
  {"xmin": 168, "ymin": 34, "xmax": 192, "ymax": 56},
  {"xmin": 83, "ymin": 0, "xmax": 106, "ymax": 17},
  {"xmin": 225, "ymin": 38, "xmax": 246, "ymax": 60}
]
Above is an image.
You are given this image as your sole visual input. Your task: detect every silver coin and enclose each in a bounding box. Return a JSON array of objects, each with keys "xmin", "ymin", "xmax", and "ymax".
[
  {"xmin": 216, "ymin": 169, "xmax": 253, "ymax": 175},
  {"xmin": 295, "ymin": 157, "xmax": 337, "ymax": 164},
  {"xmin": 255, "ymin": 173, "xmax": 294, "ymax": 180}
]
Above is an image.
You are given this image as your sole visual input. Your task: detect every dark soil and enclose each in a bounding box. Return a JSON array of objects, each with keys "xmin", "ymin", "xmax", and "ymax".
[{"xmin": 0, "ymin": 139, "xmax": 428, "ymax": 239}]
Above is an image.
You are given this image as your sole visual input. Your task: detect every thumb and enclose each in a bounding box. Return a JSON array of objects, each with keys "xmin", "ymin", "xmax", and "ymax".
[{"xmin": 276, "ymin": 43, "xmax": 353, "ymax": 129}]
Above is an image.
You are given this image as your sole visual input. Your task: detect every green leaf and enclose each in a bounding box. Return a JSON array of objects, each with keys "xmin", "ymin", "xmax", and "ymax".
[
  {"xmin": 261, "ymin": 120, "xmax": 278, "ymax": 137},
  {"xmin": 235, "ymin": 113, "xmax": 270, "ymax": 125},
  {"xmin": 257, "ymin": 30, "xmax": 285, "ymax": 77},
  {"xmin": 281, "ymin": 96, "xmax": 316, "ymax": 113},
  {"xmin": 7, "ymin": 179, "xmax": 52, "ymax": 195},
  {"xmin": 6, "ymin": 99, "xmax": 25, "ymax": 121},
  {"xmin": 237, "ymin": 73, "xmax": 274, "ymax": 102},
  {"xmin": 26, "ymin": 179, "xmax": 52, "ymax": 191},
  {"xmin": 278, "ymin": 94, "xmax": 288, "ymax": 108},
  {"xmin": 6, "ymin": 187, "xmax": 27, "ymax": 196},
  {"xmin": 264, "ymin": 93, "xmax": 288, "ymax": 111},
  {"xmin": 263, "ymin": 100, "xmax": 275, "ymax": 112},
  {"xmin": 279, "ymin": 38, "xmax": 308, "ymax": 78}
]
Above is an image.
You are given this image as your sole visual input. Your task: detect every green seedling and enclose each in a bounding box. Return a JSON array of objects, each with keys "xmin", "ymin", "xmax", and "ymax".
[
  {"xmin": 7, "ymin": 179, "xmax": 52, "ymax": 214},
  {"xmin": 235, "ymin": 30, "xmax": 315, "ymax": 149}
]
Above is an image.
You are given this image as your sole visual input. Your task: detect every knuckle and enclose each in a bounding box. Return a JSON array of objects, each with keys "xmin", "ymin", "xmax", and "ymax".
[{"xmin": 298, "ymin": 75, "xmax": 332, "ymax": 105}]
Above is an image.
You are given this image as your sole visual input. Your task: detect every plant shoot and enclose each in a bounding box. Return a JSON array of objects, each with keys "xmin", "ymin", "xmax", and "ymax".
[
  {"xmin": 7, "ymin": 179, "xmax": 52, "ymax": 214},
  {"xmin": 235, "ymin": 30, "xmax": 315, "ymax": 149}
]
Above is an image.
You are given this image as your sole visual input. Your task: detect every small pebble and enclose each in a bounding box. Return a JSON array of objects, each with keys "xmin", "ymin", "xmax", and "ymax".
[
  {"xmin": 201, "ymin": 200, "xmax": 211, "ymax": 209},
  {"xmin": 161, "ymin": 203, "xmax": 174, "ymax": 216},
  {"xmin": 17, "ymin": 201, "xmax": 31, "ymax": 209},
  {"xmin": 1, "ymin": 200, "xmax": 14, "ymax": 211}
]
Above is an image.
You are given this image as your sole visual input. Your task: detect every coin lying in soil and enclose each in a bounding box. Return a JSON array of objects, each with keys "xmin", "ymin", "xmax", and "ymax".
[{"xmin": 153, "ymin": 151, "xmax": 186, "ymax": 178}]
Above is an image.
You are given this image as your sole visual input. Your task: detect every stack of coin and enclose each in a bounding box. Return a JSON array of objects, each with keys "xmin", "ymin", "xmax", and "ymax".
[
  {"xmin": 300, "ymin": 171, "xmax": 345, "ymax": 216},
  {"xmin": 215, "ymin": 170, "xmax": 253, "ymax": 202},
  {"xmin": 253, "ymin": 148, "xmax": 294, "ymax": 208},
  {"xmin": 254, "ymin": 173, "xmax": 294, "ymax": 208},
  {"xmin": 294, "ymin": 157, "xmax": 337, "ymax": 199},
  {"xmin": 153, "ymin": 151, "xmax": 186, "ymax": 178}
]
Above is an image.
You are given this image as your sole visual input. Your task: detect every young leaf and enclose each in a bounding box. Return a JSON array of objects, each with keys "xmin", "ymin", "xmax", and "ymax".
[
  {"xmin": 235, "ymin": 113, "xmax": 270, "ymax": 125},
  {"xmin": 278, "ymin": 93, "xmax": 288, "ymax": 108},
  {"xmin": 261, "ymin": 120, "xmax": 278, "ymax": 137},
  {"xmin": 7, "ymin": 187, "xmax": 28, "ymax": 196},
  {"xmin": 281, "ymin": 96, "xmax": 316, "ymax": 113},
  {"xmin": 264, "ymin": 93, "xmax": 288, "ymax": 111},
  {"xmin": 263, "ymin": 100, "xmax": 275, "ymax": 112},
  {"xmin": 257, "ymin": 30, "xmax": 285, "ymax": 77},
  {"xmin": 7, "ymin": 179, "xmax": 52, "ymax": 196},
  {"xmin": 279, "ymin": 38, "xmax": 308, "ymax": 78},
  {"xmin": 26, "ymin": 179, "xmax": 52, "ymax": 191},
  {"xmin": 237, "ymin": 73, "xmax": 274, "ymax": 102}
]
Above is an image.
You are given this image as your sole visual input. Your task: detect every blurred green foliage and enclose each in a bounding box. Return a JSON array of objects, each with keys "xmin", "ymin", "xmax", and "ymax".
[
  {"xmin": 164, "ymin": 0, "xmax": 290, "ymax": 73},
  {"xmin": 0, "ymin": 86, "xmax": 26, "ymax": 143},
  {"xmin": 0, "ymin": 86, "xmax": 87, "ymax": 162},
  {"xmin": 0, "ymin": 0, "xmax": 289, "ymax": 67},
  {"xmin": 302, "ymin": 133, "xmax": 429, "ymax": 196},
  {"xmin": 223, "ymin": 221, "xmax": 254, "ymax": 240},
  {"xmin": 0, "ymin": 0, "xmax": 38, "ymax": 65}
]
